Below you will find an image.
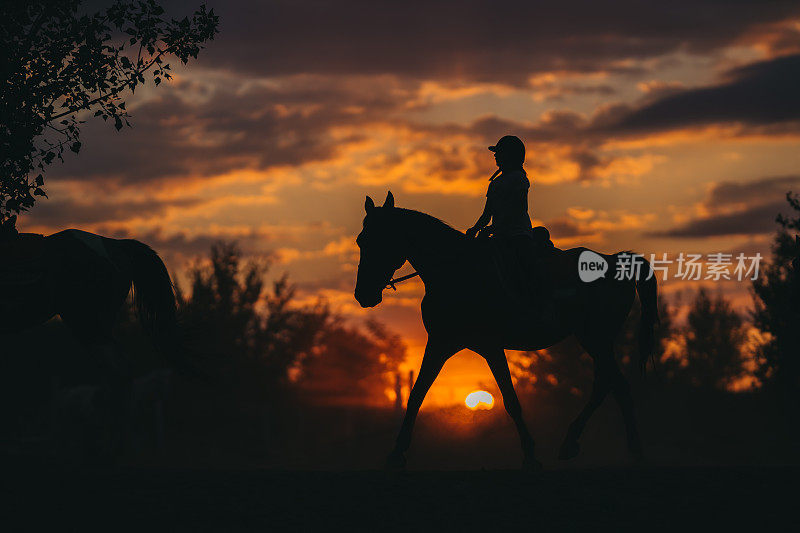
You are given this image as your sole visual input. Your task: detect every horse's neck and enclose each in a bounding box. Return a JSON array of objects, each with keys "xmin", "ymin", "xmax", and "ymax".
[{"xmin": 401, "ymin": 213, "xmax": 468, "ymax": 287}]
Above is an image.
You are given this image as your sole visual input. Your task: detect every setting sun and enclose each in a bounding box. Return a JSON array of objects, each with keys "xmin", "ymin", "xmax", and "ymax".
[{"xmin": 465, "ymin": 391, "xmax": 494, "ymax": 410}]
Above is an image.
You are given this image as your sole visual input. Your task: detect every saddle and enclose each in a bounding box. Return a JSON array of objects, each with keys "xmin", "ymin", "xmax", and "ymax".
[
  {"xmin": 0, "ymin": 233, "xmax": 47, "ymax": 286},
  {"xmin": 481, "ymin": 227, "xmax": 576, "ymax": 310}
]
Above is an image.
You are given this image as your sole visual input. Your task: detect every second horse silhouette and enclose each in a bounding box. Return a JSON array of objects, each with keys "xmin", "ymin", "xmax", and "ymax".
[{"xmin": 355, "ymin": 192, "xmax": 658, "ymax": 470}]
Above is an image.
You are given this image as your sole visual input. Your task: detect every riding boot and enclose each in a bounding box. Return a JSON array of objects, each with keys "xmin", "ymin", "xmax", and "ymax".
[
  {"xmin": 530, "ymin": 257, "xmax": 556, "ymax": 327},
  {"xmin": 513, "ymin": 236, "xmax": 557, "ymax": 326}
]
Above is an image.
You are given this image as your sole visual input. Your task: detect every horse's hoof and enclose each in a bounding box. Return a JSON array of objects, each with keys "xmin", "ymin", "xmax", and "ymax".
[
  {"xmin": 384, "ymin": 450, "xmax": 407, "ymax": 471},
  {"xmin": 558, "ymin": 439, "xmax": 580, "ymax": 460},
  {"xmin": 522, "ymin": 455, "xmax": 543, "ymax": 472}
]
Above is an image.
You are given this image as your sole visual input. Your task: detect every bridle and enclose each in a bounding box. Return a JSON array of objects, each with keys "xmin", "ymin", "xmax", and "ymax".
[{"xmin": 385, "ymin": 270, "xmax": 419, "ymax": 290}]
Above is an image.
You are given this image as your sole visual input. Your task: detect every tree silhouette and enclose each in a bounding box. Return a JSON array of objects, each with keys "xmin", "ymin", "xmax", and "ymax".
[
  {"xmin": 177, "ymin": 243, "xmax": 325, "ymax": 398},
  {"xmin": 752, "ymin": 191, "xmax": 800, "ymax": 400},
  {"xmin": 177, "ymin": 242, "xmax": 406, "ymax": 405},
  {"xmin": 296, "ymin": 319, "xmax": 406, "ymax": 405},
  {"xmin": 663, "ymin": 288, "xmax": 746, "ymax": 391},
  {"xmin": 0, "ymin": 0, "xmax": 218, "ymax": 221}
]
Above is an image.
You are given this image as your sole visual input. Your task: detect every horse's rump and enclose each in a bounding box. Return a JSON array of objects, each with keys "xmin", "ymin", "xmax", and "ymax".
[{"xmin": 0, "ymin": 233, "xmax": 47, "ymax": 286}]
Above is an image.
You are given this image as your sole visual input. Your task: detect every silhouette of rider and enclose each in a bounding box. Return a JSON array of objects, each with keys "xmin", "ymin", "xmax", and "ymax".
[
  {"xmin": 466, "ymin": 136, "xmax": 554, "ymax": 321},
  {"xmin": 467, "ymin": 135, "xmax": 532, "ymax": 240}
]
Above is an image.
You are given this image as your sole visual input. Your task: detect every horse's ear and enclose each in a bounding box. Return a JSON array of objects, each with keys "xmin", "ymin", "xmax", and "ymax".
[
  {"xmin": 365, "ymin": 196, "xmax": 375, "ymax": 212},
  {"xmin": 383, "ymin": 191, "xmax": 395, "ymax": 209}
]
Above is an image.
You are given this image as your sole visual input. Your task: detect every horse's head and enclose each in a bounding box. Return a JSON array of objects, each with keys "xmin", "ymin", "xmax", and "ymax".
[
  {"xmin": 792, "ymin": 235, "xmax": 799, "ymax": 311},
  {"xmin": 355, "ymin": 191, "xmax": 406, "ymax": 308}
]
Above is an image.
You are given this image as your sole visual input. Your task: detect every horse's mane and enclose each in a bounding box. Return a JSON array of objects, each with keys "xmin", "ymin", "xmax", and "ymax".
[{"xmin": 393, "ymin": 207, "xmax": 466, "ymax": 241}]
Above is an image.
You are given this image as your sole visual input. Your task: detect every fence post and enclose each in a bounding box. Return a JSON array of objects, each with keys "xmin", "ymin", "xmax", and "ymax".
[
  {"xmin": 407, "ymin": 370, "xmax": 414, "ymax": 408},
  {"xmin": 394, "ymin": 372, "xmax": 403, "ymax": 415}
]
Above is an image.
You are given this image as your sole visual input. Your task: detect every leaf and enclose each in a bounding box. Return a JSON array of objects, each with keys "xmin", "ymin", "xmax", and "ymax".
[
  {"xmin": 70, "ymin": 141, "xmax": 82, "ymax": 153},
  {"xmin": 34, "ymin": 188, "xmax": 47, "ymax": 197},
  {"xmin": 114, "ymin": 116, "xmax": 123, "ymax": 130},
  {"xmin": 35, "ymin": 175, "xmax": 43, "ymax": 186}
]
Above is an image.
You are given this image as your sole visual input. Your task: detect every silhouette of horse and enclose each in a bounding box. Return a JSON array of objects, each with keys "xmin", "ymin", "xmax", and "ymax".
[
  {"xmin": 0, "ymin": 229, "xmax": 179, "ymax": 457},
  {"xmin": 355, "ymin": 192, "xmax": 658, "ymax": 470}
]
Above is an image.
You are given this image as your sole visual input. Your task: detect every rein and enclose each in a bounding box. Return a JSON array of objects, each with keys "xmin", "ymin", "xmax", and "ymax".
[{"xmin": 386, "ymin": 271, "xmax": 419, "ymax": 290}]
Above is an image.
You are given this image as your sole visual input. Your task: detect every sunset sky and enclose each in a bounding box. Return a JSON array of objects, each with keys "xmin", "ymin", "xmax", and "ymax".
[{"xmin": 20, "ymin": 0, "xmax": 800, "ymax": 403}]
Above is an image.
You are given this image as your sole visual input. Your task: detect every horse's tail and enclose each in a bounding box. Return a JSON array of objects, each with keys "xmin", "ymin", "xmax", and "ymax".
[
  {"xmin": 634, "ymin": 255, "xmax": 659, "ymax": 375},
  {"xmin": 116, "ymin": 239, "xmax": 179, "ymax": 356},
  {"xmin": 114, "ymin": 239, "xmax": 210, "ymax": 381}
]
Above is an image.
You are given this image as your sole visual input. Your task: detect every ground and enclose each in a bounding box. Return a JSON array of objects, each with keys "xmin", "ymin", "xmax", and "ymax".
[{"xmin": 4, "ymin": 464, "xmax": 797, "ymax": 531}]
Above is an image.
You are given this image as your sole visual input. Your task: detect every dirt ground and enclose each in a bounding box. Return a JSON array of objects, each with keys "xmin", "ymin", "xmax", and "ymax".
[{"xmin": 4, "ymin": 463, "xmax": 798, "ymax": 531}]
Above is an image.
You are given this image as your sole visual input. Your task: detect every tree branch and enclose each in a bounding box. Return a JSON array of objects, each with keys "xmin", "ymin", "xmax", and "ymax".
[{"xmin": 48, "ymin": 48, "xmax": 169, "ymax": 121}]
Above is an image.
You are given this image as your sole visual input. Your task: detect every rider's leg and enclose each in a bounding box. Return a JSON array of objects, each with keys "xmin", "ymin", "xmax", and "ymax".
[{"xmin": 513, "ymin": 235, "xmax": 555, "ymax": 321}]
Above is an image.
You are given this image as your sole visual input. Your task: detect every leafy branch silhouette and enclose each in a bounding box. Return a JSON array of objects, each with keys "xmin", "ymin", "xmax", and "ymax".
[{"xmin": 0, "ymin": 0, "xmax": 219, "ymax": 221}]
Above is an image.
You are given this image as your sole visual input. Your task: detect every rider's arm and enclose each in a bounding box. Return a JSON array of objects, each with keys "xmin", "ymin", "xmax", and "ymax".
[{"xmin": 466, "ymin": 198, "xmax": 493, "ymax": 238}]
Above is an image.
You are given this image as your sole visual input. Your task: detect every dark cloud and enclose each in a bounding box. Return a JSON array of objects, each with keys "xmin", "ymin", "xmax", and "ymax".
[
  {"xmin": 530, "ymin": 81, "xmax": 617, "ymax": 101},
  {"xmin": 653, "ymin": 176, "xmax": 800, "ymax": 238},
  {"xmin": 708, "ymin": 175, "xmax": 800, "ymax": 206},
  {"xmin": 186, "ymin": 0, "xmax": 800, "ymax": 84},
  {"xmin": 655, "ymin": 201, "xmax": 786, "ymax": 238},
  {"xmin": 463, "ymin": 52, "xmax": 800, "ymax": 179},
  {"xmin": 48, "ymin": 77, "xmax": 414, "ymax": 186},
  {"xmin": 75, "ymin": 226, "xmax": 277, "ymax": 265},
  {"xmin": 43, "ymin": 72, "xmax": 624, "ymax": 190},
  {"xmin": 25, "ymin": 196, "xmax": 203, "ymax": 227},
  {"xmin": 467, "ymin": 54, "xmax": 800, "ymax": 152},
  {"xmin": 546, "ymin": 217, "xmax": 591, "ymax": 239},
  {"xmin": 597, "ymin": 54, "xmax": 800, "ymax": 133},
  {"xmin": 461, "ymin": 53, "xmax": 800, "ymax": 181},
  {"xmin": 131, "ymin": 229, "xmax": 268, "ymax": 259}
]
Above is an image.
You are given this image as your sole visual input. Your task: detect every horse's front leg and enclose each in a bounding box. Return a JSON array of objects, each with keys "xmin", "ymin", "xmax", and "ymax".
[
  {"xmin": 479, "ymin": 346, "xmax": 542, "ymax": 471},
  {"xmin": 386, "ymin": 337, "xmax": 456, "ymax": 470}
]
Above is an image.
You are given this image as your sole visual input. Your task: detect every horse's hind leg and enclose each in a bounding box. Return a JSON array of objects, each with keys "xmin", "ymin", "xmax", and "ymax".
[
  {"xmin": 608, "ymin": 357, "xmax": 642, "ymax": 458},
  {"xmin": 559, "ymin": 365, "xmax": 611, "ymax": 460},
  {"xmin": 565, "ymin": 341, "xmax": 642, "ymax": 459},
  {"xmin": 480, "ymin": 347, "xmax": 541, "ymax": 471},
  {"xmin": 61, "ymin": 311, "xmax": 132, "ymax": 462},
  {"xmin": 83, "ymin": 338, "xmax": 132, "ymax": 462}
]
